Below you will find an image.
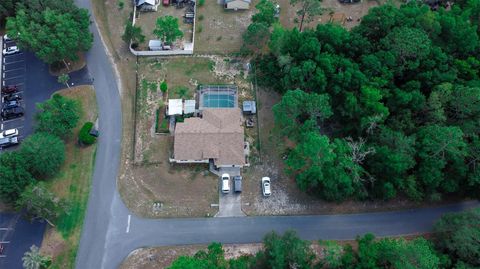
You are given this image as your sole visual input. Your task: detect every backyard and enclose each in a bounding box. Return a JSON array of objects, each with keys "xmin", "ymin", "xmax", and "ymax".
[
  {"xmin": 134, "ymin": 4, "xmax": 194, "ymax": 51},
  {"xmin": 194, "ymin": 0, "xmax": 257, "ymax": 54}
]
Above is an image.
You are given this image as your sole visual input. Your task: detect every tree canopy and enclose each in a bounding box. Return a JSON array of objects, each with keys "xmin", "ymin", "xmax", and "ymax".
[
  {"xmin": 35, "ymin": 94, "xmax": 81, "ymax": 139},
  {"xmin": 5, "ymin": 0, "xmax": 93, "ymax": 64},
  {"xmin": 256, "ymin": 1, "xmax": 480, "ymax": 201},
  {"xmin": 153, "ymin": 16, "xmax": 184, "ymax": 43}
]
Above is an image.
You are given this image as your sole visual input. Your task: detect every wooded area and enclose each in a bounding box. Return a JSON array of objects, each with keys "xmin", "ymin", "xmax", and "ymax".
[{"xmin": 254, "ymin": 0, "xmax": 480, "ymax": 202}]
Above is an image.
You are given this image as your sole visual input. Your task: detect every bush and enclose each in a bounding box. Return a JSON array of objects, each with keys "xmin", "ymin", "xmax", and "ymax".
[
  {"xmin": 198, "ymin": 14, "xmax": 204, "ymax": 21},
  {"xmin": 78, "ymin": 122, "xmax": 96, "ymax": 145},
  {"xmin": 198, "ymin": 0, "xmax": 205, "ymax": 6},
  {"xmin": 19, "ymin": 132, "xmax": 65, "ymax": 179},
  {"xmin": 160, "ymin": 81, "xmax": 168, "ymax": 93}
]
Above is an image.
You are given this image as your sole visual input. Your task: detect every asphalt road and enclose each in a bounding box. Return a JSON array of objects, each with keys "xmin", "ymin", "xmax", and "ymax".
[{"xmin": 73, "ymin": 1, "xmax": 480, "ymax": 269}]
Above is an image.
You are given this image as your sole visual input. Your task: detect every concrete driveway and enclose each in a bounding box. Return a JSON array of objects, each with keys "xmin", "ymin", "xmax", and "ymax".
[{"xmin": 216, "ymin": 167, "xmax": 245, "ymax": 217}]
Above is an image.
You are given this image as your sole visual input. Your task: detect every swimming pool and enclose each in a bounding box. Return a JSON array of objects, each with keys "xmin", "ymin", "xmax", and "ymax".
[{"xmin": 202, "ymin": 93, "xmax": 235, "ymax": 108}]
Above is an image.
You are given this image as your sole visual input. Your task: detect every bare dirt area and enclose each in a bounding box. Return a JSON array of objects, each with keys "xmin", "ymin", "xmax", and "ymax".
[
  {"xmin": 278, "ymin": 0, "xmax": 379, "ymax": 30},
  {"xmin": 119, "ymin": 243, "xmax": 263, "ymax": 269},
  {"xmin": 135, "ymin": 6, "xmax": 194, "ymax": 50},
  {"xmin": 194, "ymin": 0, "xmax": 258, "ymax": 54}
]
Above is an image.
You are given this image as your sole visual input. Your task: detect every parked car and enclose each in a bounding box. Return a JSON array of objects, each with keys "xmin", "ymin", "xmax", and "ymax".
[
  {"xmin": 1, "ymin": 85, "xmax": 19, "ymax": 94},
  {"xmin": 3, "ymin": 93, "xmax": 22, "ymax": 102},
  {"xmin": 0, "ymin": 128, "xmax": 19, "ymax": 139},
  {"xmin": 221, "ymin": 173, "xmax": 230, "ymax": 194},
  {"xmin": 163, "ymin": 0, "xmax": 170, "ymax": 6},
  {"xmin": 3, "ymin": 100, "xmax": 20, "ymax": 109},
  {"xmin": 338, "ymin": 0, "xmax": 360, "ymax": 3},
  {"xmin": 274, "ymin": 4, "xmax": 280, "ymax": 18},
  {"xmin": 3, "ymin": 34, "xmax": 11, "ymax": 41},
  {"xmin": 262, "ymin": 177, "xmax": 271, "ymax": 197},
  {"xmin": 3, "ymin": 46, "xmax": 20, "ymax": 55},
  {"xmin": 0, "ymin": 136, "xmax": 19, "ymax": 148},
  {"xmin": 234, "ymin": 176, "xmax": 242, "ymax": 193},
  {"xmin": 1, "ymin": 106, "xmax": 24, "ymax": 120}
]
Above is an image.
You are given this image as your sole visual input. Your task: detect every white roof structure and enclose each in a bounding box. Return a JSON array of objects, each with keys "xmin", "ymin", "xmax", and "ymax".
[
  {"xmin": 168, "ymin": 99, "xmax": 183, "ymax": 116},
  {"xmin": 137, "ymin": 0, "xmax": 156, "ymax": 5},
  {"xmin": 184, "ymin": 100, "xmax": 196, "ymax": 114}
]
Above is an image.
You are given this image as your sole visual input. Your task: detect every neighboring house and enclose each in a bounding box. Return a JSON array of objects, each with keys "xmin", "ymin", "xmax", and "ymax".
[
  {"xmin": 171, "ymin": 108, "xmax": 245, "ymax": 168},
  {"xmin": 224, "ymin": 0, "xmax": 251, "ymax": 10},
  {"xmin": 136, "ymin": 0, "xmax": 160, "ymax": 11}
]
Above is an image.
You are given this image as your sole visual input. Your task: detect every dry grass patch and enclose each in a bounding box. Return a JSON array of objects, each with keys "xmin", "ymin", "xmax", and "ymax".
[
  {"xmin": 194, "ymin": 0, "xmax": 257, "ymax": 54},
  {"xmin": 39, "ymin": 85, "xmax": 97, "ymax": 269}
]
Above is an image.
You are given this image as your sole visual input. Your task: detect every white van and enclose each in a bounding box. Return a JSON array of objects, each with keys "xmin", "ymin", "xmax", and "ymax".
[{"xmin": 221, "ymin": 173, "xmax": 230, "ymax": 194}]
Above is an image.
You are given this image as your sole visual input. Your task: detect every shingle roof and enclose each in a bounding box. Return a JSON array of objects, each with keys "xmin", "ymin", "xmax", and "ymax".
[{"xmin": 174, "ymin": 108, "xmax": 245, "ymax": 166}]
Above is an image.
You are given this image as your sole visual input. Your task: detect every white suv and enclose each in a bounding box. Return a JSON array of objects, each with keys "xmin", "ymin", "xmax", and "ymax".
[
  {"xmin": 221, "ymin": 173, "xmax": 230, "ymax": 194},
  {"xmin": 0, "ymin": 128, "xmax": 18, "ymax": 138},
  {"xmin": 262, "ymin": 177, "xmax": 271, "ymax": 197},
  {"xmin": 3, "ymin": 46, "xmax": 20, "ymax": 55}
]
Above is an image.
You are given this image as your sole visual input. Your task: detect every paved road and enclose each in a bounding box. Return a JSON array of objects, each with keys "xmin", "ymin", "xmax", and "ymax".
[{"xmin": 73, "ymin": 1, "xmax": 479, "ymax": 269}]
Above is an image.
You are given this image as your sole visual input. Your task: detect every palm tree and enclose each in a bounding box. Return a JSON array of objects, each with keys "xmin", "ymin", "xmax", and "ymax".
[{"xmin": 22, "ymin": 245, "xmax": 51, "ymax": 269}]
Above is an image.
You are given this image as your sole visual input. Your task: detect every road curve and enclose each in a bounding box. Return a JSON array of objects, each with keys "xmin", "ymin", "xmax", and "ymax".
[{"xmin": 73, "ymin": 1, "xmax": 479, "ymax": 268}]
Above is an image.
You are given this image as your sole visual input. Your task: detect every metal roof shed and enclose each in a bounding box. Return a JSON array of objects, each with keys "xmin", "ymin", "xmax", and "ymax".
[
  {"xmin": 184, "ymin": 100, "xmax": 196, "ymax": 114},
  {"xmin": 168, "ymin": 99, "xmax": 183, "ymax": 116},
  {"xmin": 242, "ymin": 101, "xmax": 256, "ymax": 114}
]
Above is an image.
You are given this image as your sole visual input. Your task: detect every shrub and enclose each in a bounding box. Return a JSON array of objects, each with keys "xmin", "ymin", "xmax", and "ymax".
[
  {"xmin": 198, "ymin": 14, "xmax": 204, "ymax": 20},
  {"xmin": 118, "ymin": 0, "xmax": 124, "ymax": 9},
  {"xmin": 160, "ymin": 81, "xmax": 168, "ymax": 93},
  {"xmin": 78, "ymin": 122, "xmax": 96, "ymax": 145},
  {"xmin": 196, "ymin": 24, "xmax": 203, "ymax": 33},
  {"xmin": 199, "ymin": 0, "xmax": 205, "ymax": 6}
]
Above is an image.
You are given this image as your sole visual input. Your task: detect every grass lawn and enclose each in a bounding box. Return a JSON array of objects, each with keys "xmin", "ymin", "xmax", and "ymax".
[{"xmin": 39, "ymin": 85, "xmax": 97, "ymax": 269}]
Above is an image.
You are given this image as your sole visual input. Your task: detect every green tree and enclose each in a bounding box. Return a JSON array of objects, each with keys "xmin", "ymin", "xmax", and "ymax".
[
  {"xmin": 0, "ymin": 152, "xmax": 35, "ymax": 203},
  {"xmin": 416, "ymin": 125, "xmax": 467, "ymax": 195},
  {"xmin": 252, "ymin": 0, "xmax": 276, "ymax": 26},
  {"xmin": 36, "ymin": 94, "xmax": 80, "ymax": 139},
  {"xmin": 289, "ymin": 0, "xmax": 324, "ymax": 32},
  {"xmin": 22, "ymin": 245, "xmax": 51, "ymax": 269},
  {"xmin": 122, "ymin": 22, "xmax": 145, "ymax": 45},
  {"xmin": 262, "ymin": 230, "xmax": 315, "ymax": 269},
  {"xmin": 272, "ymin": 89, "xmax": 332, "ymax": 141},
  {"xmin": 167, "ymin": 243, "xmax": 227, "ymax": 269},
  {"xmin": 19, "ymin": 132, "xmax": 65, "ymax": 178},
  {"xmin": 153, "ymin": 16, "xmax": 183, "ymax": 43},
  {"xmin": 433, "ymin": 208, "xmax": 480, "ymax": 267},
  {"xmin": 6, "ymin": 7, "xmax": 93, "ymax": 64},
  {"xmin": 160, "ymin": 80, "xmax": 168, "ymax": 94},
  {"xmin": 57, "ymin": 73, "xmax": 70, "ymax": 88},
  {"xmin": 16, "ymin": 182, "xmax": 68, "ymax": 226},
  {"xmin": 242, "ymin": 22, "xmax": 270, "ymax": 54}
]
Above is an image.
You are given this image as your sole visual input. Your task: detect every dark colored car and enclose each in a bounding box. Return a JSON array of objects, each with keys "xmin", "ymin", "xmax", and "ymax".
[
  {"xmin": 339, "ymin": 0, "xmax": 360, "ymax": 3},
  {"xmin": 3, "ymin": 92, "xmax": 22, "ymax": 102},
  {"xmin": 1, "ymin": 106, "xmax": 24, "ymax": 120},
  {"xmin": 234, "ymin": 176, "xmax": 242, "ymax": 193},
  {"xmin": 3, "ymin": 100, "xmax": 21, "ymax": 109},
  {"xmin": 1, "ymin": 85, "xmax": 18, "ymax": 94}
]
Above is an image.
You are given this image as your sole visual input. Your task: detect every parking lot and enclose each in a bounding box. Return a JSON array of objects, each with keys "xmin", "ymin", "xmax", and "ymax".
[
  {"xmin": 0, "ymin": 213, "xmax": 46, "ymax": 269},
  {"xmin": 0, "ymin": 37, "xmax": 92, "ymax": 152},
  {"xmin": 1, "ymin": 38, "xmax": 27, "ymax": 149}
]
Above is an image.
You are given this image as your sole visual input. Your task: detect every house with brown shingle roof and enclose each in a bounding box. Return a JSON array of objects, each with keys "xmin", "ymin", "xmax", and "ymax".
[{"xmin": 170, "ymin": 108, "xmax": 245, "ymax": 168}]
